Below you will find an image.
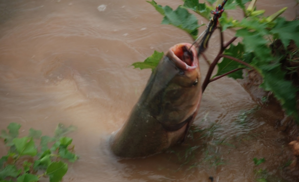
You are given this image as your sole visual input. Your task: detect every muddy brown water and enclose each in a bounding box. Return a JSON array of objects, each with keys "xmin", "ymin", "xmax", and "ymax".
[{"xmin": 0, "ymin": 0, "xmax": 298, "ymax": 181}]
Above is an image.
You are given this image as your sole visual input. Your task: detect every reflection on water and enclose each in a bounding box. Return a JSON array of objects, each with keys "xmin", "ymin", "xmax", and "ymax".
[{"xmin": 0, "ymin": 0, "xmax": 298, "ymax": 181}]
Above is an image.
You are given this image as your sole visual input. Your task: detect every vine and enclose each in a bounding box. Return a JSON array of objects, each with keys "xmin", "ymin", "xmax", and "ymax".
[
  {"xmin": 0, "ymin": 123, "xmax": 78, "ymax": 182},
  {"xmin": 132, "ymin": 0, "xmax": 299, "ymax": 121}
]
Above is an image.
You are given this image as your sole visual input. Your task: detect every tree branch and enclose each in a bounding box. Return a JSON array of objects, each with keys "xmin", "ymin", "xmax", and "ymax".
[
  {"xmin": 210, "ymin": 68, "xmax": 243, "ymax": 82},
  {"xmin": 221, "ymin": 54, "xmax": 256, "ymax": 70},
  {"xmin": 223, "ymin": 37, "xmax": 237, "ymax": 49},
  {"xmin": 202, "ymin": 53, "xmax": 211, "ymax": 66},
  {"xmin": 202, "ymin": 54, "xmax": 223, "ymax": 92},
  {"xmin": 218, "ymin": 27, "xmax": 224, "ymax": 52}
]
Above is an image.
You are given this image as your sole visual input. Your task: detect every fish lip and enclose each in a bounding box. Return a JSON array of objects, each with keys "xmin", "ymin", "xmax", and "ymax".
[{"xmin": 167, "ymin": 43, "xmax": 199, "ymax": 71}]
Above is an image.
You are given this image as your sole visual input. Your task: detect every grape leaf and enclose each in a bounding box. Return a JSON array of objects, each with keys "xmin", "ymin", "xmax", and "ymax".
[
  {"xmin": 13, "ymin": 137, "xmax": 37, "ymax": 156},
  {"xmin": 58, "ymin": 148, "xmax": 78, "ymax": 162},
  {"xmin": 236, "ymin": 28, "xmax": 271, "ymax": 61},
  {"xmin": 219, "ymin": 13, "xmax": 236, "ymax": 31},
  {"xmin": 34, "ymin": 150, "xmax": 52, "ymax": 169},
  {"xmin": 224, "ymin": 0, "xmax": 237, "ymax": 10},
  {"xmin": 46, "ymin": 162, "xmax": 68, "ymax": 182},
  {"xmin": 206, "ymin": 0, "xmax": 217, "ymax": 5},
  {"xmin": 147, "ymin": 0, "xmax": 165, "ymax": 15},
  {"xmin": 60, "ymin": 137, "xmax": 72, "ymax": 147},
  {"xmin": 17, "ymin": 174, "xmax": 38, "ymax": 182},
  {"xmin": 236, "ymin": 0, "xmax": 251, "ymax": 9},
  {"xmin": 40, "ymin": 136, "xmax": 54, "ymax": 152},
  {"xmin": 0, "ymin": 123, "xmax": 21, "ymax": 146},
  {"xmin": 260, "ymin": 66, "xmax": 299, "ymax": 121},
  {"xmin": 0, "ymin": 156, "xmax": 8, "ymax": 169},
  {"xmin": 28, "ymin": 128, "xmax": 42, "ymax": 139},
  {"xmin": 132, "ymin": 51, "xmax": 164, "ymax": 71},
  {"xmin": 253, "ymin": 157, "xmax": 265, "ymax": 166},
  {"xmin": 54, "ymin": 124, "xmax": 76, "ymax": 139},
  {"xmin": 0, "ymin": 165, "xmax": 21, "ymax": 179},
  {"xmin": 216, "ymin": 43, "xmax": 245, "ymax": 79},
  {"xmin": 270, "ymin": 17, "xmax": 299, "ymax": 48},
  {"xmin": 22, "ymin": 161, "xmax": 32, "ymax": 173},
  {"xmin": 183, "ymin": 0, "xmax": 212, "ymax": 19},
  {"xmin": 238, "ymin": 18, "xmax": 268, "ymax": 34},
  {"xmin": 162, "ymin": 6, "xmax": 201, "ymax": 40}
]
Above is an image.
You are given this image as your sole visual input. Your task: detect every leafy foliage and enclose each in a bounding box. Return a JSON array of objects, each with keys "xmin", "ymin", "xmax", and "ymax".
[
  {"xmin": 132, "ymin": 50, "xmax": 164, "ymax": 71},
  {"xmin": 182, "ymin": 0, "xmax": 213, "ymax": 19},
  {"xmin": 253, "ymin": 157, "xmax": 266, "ymax": 166},
  {"xmin": 148, "ymin": 0, "xmax": 203, "ymax": 40},
  {"xmin": 162, "ymin": 6, "xmax": 202, "ymax": 39},
  {"xmin": 136, "ymin": 0, "xmax": 299, "ymax": 121},
  {"xmin": 0, "ymin": 123, "xmax": 78, "ymax": 182},
  {"xmin": 216, "ymin": 43, "xmax": 246, "ymax": 79}
]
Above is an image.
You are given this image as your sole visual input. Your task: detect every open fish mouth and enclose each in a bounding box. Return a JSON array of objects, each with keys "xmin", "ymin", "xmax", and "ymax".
[{"xmin": 167, "ymin": 43, "xmax": 199, "ymax": 71}]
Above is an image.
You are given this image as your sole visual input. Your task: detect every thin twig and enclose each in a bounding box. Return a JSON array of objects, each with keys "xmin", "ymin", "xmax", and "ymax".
[
  {"xmin": 202, "ymin": 53, "xmax": 211, "ymax": 66},
  {"xmin": 218, "ymin": 27, "xmax": 224, "ymax": 52},
  {"xmin": 210, "ymin": 68, "xmax": 243, "ymax": 82},
  {"xmin": 221, "ymin": 54, "xmax": 256, "ymax": 70},
  {"xmin": 223, "ymin": 37, "xmax": 237, "ymax": 49},
  {"xmin": 202, "ymin": 54, "xmax": 222, "ymax": 92},
  {"xmin": 202, "ymin": 36, "xmax": 239, "ymax": 93}
]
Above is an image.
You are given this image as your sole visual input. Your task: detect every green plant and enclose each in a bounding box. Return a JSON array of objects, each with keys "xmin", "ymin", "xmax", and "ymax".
[
  {"xmin": 253, "ymin": 157, "xmax": 266, "ymax": 166},
  {"xmin": 0, "ymin": 123, "xmax": 78, "ymax": 182},
  {"xmin": 133, "ymin": 0, "xmax": 299, "ymax": 122}
]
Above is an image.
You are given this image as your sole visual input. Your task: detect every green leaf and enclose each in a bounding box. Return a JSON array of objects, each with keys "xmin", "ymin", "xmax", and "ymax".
[
  {"xmin": 162, "ymin": 6, "xmax": 201, "ymax": 40},
  {"xmin": 0, "ymin": 156, "xmax": 8, "ymax": 169},
  {"xmin": 206, "ymin": 0, "xmax": 217, "ymax": 5},
  {"xmin": 51, "ymin": 141, "xmax": 61, "ymax": 152},
  {"xmin": 238, "ymin": 18, "xmax": 268, "ymax": 34},
  {"xmin": 46, "ymin": 162, "xmax": 68, "ymax": 182},
  {"xmin": 13, "ymin": 137, "xmax": 37, "ymax": 156},
  {"xmin": 183, "ymin": 0, "xmax": 212, "ymax": 19},
  {"xmin": 0, "ymin": 165, "xmax": 21, "ymax": 179},
  {"xmin": 260, "ymin": 67, "xmax": 299, "ymax": 120},
  {"xmin": 257, "ymin": 179, "xmax": 267, "ymax": 182},
  {"xmin": 248, "ymin": 10, "xmax": 265, "ymax": 17},
  {"xmin": 219, "ymin": 13, "xmax": 237, "ymax": 31},
  {"xmin": 59, "ymin": 137, "xmax": 72, "ymax": 147},
  {"xmin": 34, "ymin": 150, "xmax": 52, "ymax": 169},
  {"xmin": 0, "ymin": 123, "xmax": 21, "ymax": 146},
  {"xmin": 224, "ymin": 0, "xmax": 237, "ymax": 10},
  {"xmin": 17, "ymin": 174, "xmax": 38, "ymax": 182},
  {"xmin": 40, "ymin": 136, "xmax": 54, "ymax": 152},
  {"xmin": 132, "ymin": 51, "xmax": 164, "ymax": 71},
  {"xmin": 28, "ymin": 128, "xmax": 42, "ymax": 139},
  {"xmin": 58, "ymin": 148, "xmax": 78, "ymax": 162},
  {"xmin": 7, "ymin": 123, "xmax": 21, "ymax": 138},
  {"xmin": 266, "ymin": 7, "xmax": 287, "ymax": 23},
  {"xmin": 58, "ymin": 138, "xmax": 78, "ymax": 162},
  {"xmin": 216, "ymin": 43, "xmax": 246, "ymax": 79},
  {"xmin": 236, "ymin": 28, "xmax": 271, "ymax": 61},
  {"xmin": 147, "ymin": 0, "xmax": 165, "ymax": 15},
  {"xmin": 270, "ymin": 17, "xmax": 299, "ymax": 48},
  {"xmin": 22, "ymin": 161, "xmax": 32, "ymax": 173},
  {"xmin": 253, "ymin": 157, "xmax": 265, "ymax": 166},
  {"xmin": 236, "ymin": 0, "xmax": 251, "ymax": 9},
  {"xmin": 54, "ymin": 124, "xmax": 76, "ymax": 139}
]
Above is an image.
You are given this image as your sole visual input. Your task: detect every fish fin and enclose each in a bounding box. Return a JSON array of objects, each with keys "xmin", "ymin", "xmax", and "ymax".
[{"xmin": 179, "ymin": 112, "xmax": 197, "ymax": 143}]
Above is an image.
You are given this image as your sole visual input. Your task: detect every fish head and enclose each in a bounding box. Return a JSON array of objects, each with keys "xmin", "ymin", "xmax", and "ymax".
[{"xmin": 146, "ymin": 43, "xmax": 202, "ymax": 130}]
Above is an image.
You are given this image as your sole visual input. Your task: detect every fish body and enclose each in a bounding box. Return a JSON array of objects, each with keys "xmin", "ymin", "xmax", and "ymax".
[{"xmin": 111, "ymin": 43, "xmax": 202, "ymax": 158}]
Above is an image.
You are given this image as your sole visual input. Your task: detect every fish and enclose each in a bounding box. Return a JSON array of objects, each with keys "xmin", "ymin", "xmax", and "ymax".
[{"xmin": 110, "ymin": 43, "xmax": 202, "ymax": 158}]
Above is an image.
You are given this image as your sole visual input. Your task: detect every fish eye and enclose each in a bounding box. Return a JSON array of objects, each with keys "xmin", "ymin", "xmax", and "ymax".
[{"xmin": 192, "ymin": 79, "xmax": 198, "ymax": 86}]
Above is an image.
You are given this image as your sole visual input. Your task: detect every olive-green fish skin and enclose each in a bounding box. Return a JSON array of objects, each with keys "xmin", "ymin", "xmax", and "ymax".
[{"xmin": 111, "ymin": 43, "xmax": 202, "ymax": 158}]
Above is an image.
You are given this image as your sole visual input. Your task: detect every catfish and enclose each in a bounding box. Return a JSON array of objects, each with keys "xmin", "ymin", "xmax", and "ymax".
[{"xmin": 111, "ymin": 43, "xmax": 202, "ymax": 158}]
